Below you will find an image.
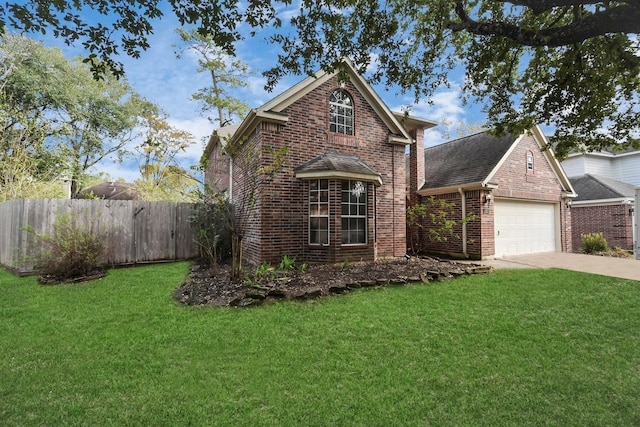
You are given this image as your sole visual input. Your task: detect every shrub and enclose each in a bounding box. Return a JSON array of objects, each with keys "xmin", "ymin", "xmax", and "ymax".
[
  {"xmin": 189, "ymin": 200, "xmax": 231, "ymax": 267},
  {"xmin": 580, "ymin": 232, "xmax": 609, "ymax": 254},
  {"xmin": 25, "ymin": 211, "xmax": 106, "ymax": 280}
]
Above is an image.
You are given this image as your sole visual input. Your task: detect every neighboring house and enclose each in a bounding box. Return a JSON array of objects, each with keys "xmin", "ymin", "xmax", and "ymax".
[
  {"xmin": 407, "ymin": 127, "xmax": 577, "ymax": 259},
  {"xmin": 568, "ymin": 174, "xmax": 636, "ymax": 252},
  {"xmin": 561, "ymin": 149, "xmax": 639, "ymax": 252},
  {"xmin": 77, "ymin": 182, "xmax": 139, "ymax": 200},
  {"xmin": 562, "ymin": 148, "xmax": 640, "ymax": 186},
  {"xmin": 204, "ymin": 59, "xmax": 437, "ymax": 265}
]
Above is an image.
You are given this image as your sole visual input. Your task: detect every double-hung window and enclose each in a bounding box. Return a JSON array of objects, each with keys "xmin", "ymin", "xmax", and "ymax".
[
  {"xmin": 341, "ymin": 180, "xmax": 366, "ymax": 244},
  {"xmin": 309, "ymin": 179, "xmax": 329, "ymax": 245}
]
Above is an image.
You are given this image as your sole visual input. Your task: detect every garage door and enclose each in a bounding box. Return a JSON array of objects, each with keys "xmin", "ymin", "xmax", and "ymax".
[{"xmin": 494, "ymin": 200, "xmax": 558, "ymax": 256}]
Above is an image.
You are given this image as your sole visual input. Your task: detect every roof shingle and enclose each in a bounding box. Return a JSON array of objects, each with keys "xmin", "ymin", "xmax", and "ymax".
[{"xmin": 421, "ymin": 132, "xmax": 515, "ymax": 190}]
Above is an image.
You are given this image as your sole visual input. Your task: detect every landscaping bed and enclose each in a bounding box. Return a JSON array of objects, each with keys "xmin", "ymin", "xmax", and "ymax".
[{"xmin": 175, "ymin": 256, "xmax": 492, "ymax": 307}]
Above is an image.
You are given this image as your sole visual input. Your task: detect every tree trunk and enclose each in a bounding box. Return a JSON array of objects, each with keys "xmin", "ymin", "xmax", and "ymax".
[{"xmin": 230, "ymin": 231, "xmax": 243, "ymax": 279}]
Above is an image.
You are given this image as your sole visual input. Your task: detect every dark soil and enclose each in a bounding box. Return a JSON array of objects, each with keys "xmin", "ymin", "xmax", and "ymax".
[
  {"xmin": 37, "ymin": 269, "xmax": 106, "ymax": 285},
  {"xmin": 174, "ymin": 256, "xmax": 492, "ymax": 307}
]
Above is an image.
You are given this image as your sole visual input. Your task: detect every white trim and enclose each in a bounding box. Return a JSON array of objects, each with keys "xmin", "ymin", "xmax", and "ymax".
[
  {"xmin": 571, "ymin": 198, "xmax": 634, "ymax": 207},
  {"xmin": 256, "ymin": 58, "xmax": 414, "ymax": 143},
  {"xmin": 296, "ymin": 170, "xmax": 383, "ymax": 187},
  {"xmin": 308, "ymin": 179, "xmax": 330, "ymax": 246},
  {"xmin": 484, "ymin": 134, "xmax": 525, "ymax": 185},
  {"xmin": 417, "ymin": 182, "xmax": 499, "ymax": 196},
  {"xmin": 388, "ymin": 134, "xmax": 412, "ymax": 145},
  {"xmin": 341, "ymin": 180, "xmax": 368, "ymax": 246},
  {"xmin": 530, "ymin": 125, "xmax": 577, "ymax": 197}
]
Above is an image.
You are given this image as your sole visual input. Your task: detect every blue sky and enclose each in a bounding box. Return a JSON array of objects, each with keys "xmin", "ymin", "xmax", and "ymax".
[{"xmin": 38, "ymin": 4, "xmax": 485, "ymax": 183}]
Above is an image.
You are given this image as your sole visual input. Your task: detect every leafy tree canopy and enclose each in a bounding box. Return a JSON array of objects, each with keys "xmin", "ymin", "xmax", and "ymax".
[{"xmin": 3, "ymin": 1, "xmax": 639, "ymax": 156}]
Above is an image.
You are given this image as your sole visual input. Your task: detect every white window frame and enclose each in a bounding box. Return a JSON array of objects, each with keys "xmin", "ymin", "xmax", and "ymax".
[
  {"xmin": 329, "ymin": 90, "xmax": 354, "ymax": 136},
  {"xmin": 527, "ymin": 151, "xmax": 534, "ymax": 171},
  {"xmin": 309, "ymin": 179, "xmax": 330, "ymax": 245},
  {"xmin": 341, "ymin": 180, "xmax": 367, "ymax": 245}
]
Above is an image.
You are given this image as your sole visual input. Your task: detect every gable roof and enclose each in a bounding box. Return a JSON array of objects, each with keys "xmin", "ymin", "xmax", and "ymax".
[
  {"xmin": 421, "ymin": 132, "xmax": 515, "ymax": 190},
  {"xmin": 204, "ymin": 59, "xmax": 437, "ymax": 157},
  {"xmin": 570, "ymin": 174, "xmax": 636, "ymax": 202},
  {"xmin": 294, "ymin": 153, "xmax": 382, "ymax": 186},
  {"xmin": 418, "ymin": 125, "xmax": 576, "ymax": 197}
]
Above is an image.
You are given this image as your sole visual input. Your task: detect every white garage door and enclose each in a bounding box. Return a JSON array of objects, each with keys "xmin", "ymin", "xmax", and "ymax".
[{"xmin": 494, "ymin": 200, "xmax": 558, "ymax": 257}]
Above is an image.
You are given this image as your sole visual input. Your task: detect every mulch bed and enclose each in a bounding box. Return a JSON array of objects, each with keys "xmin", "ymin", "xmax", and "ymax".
[
  {"xmin": 174, "ymin": 256, "xmax": 492, "ymax": 307},
  {"xmin": 37, "ymin": 269, "xmax": 107, "ymax": 285}
]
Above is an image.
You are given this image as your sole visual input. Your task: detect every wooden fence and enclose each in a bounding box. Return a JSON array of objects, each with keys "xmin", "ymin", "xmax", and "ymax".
[{"xmin": 0, "ymin": 199, "xmax": 199, "ymax": 275}]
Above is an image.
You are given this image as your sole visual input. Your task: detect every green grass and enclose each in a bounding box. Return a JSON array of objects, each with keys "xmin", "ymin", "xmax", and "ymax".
[{"xmin": 1, "ymin": 264, "xmax": 639, "ymax": 426}]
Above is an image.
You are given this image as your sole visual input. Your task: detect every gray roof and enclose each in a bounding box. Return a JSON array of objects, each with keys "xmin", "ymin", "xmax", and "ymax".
[
  {"xmin": 421, "ymin": 132, "xmax": 515, "ymax": 190},
  {"xmin": 77, "ymin": 182, "xmax": 139, "ymax": 200},
  {"xmin": 569, "ymin": 174, "xmax": 636, "ymax": 201},
  {"xmin": 295, "ymin": 153, "xmax": 380, "ymax": 179}
]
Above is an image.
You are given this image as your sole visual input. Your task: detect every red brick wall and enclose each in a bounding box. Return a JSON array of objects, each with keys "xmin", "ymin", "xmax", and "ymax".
[
  {"xmin": 227, "ymin": 128, "xmax": 264, "ymax": 265},
  {"xmin": 490, "ymin": 134, "xmax": 572, "ymax": 253},
  {"xmin": 231, "ymin": 75, "xmax": 407, "ymax": 266},
  {"xmin": 571, "ymin": 204, "xmax": 633, "ymax": 251},
  {"xmin": 416, "ymin": 133, "xmax": 572, "ymax": 258},
  {"xmin": 415, "ymin": 190, "xmax": 492, "ymax": 260},
  {"xmin": 204, "ymin": 141, "xmax": 230, "ymax": 195}
]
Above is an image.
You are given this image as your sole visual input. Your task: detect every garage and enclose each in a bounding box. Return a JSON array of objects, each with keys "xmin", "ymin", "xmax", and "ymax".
[{"xmin": 494, "ymin": 199, "xmax": 559, "ymax": 257}]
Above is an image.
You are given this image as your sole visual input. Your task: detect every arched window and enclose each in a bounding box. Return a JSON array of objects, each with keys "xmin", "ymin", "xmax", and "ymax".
[
  {"xmin": 329, "ymin": 90, "xmax": 354, "ymax": 135},
  {"xmin": 526, "ymin": 151, "xmax": 534, "ymax": 171}
]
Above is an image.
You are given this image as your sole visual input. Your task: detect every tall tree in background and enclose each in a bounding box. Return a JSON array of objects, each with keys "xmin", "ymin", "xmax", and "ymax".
[
  {"xmin": 55, "ymin": 61, "xmax": 145, "ymax": 197},
  {"xmin": 174, "ymin": 28, "xmax": 251, "ymax": 127},
  {"xmin": 0, "ymin": 33, "xmax": 146, "ymax": 199},
  {"xmin": 1, "ymin": 34, "xmax": 66, "ymax": 200},
  {"xmin": 134, "ymin": 106, "xmax": 200, "ymax": 202},
  {"xmin": 3, "ymin": 1, "xmax": 639, "ymax": 155}
]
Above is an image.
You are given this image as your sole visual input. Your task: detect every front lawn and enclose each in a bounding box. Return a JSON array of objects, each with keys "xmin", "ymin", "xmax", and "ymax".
[{"xmin": 1, "ymin": 264, "xmax": 639, "ymax": 425}]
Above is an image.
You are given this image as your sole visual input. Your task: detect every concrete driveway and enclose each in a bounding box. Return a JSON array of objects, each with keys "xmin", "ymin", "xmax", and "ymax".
[{"xmin": 480, "ymin": 252, "xmax": 640, "ymax": 282}]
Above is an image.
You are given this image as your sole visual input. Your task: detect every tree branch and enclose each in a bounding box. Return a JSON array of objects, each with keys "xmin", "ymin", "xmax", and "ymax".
[
  {"xmin": 449, "ymin": 2, "xmax": 640, "ymax": 46},
  {"xmin": 505, "ymin": 1, "xmax": 615, "ymax": 15}
]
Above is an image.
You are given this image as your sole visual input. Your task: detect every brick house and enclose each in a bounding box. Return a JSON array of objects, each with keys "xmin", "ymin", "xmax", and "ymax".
[
  {"xmin": 204, "ymin": 60, "xmax": 437, "ymax": 265},
  {"xmin": 568, "ymin": 175, "xmax": 636, "ymax": 251},
  {"xmin": 407, "ymin": 127, "xmax": 577, "ymax": 259},
  {"xmin": 561, "ymin": 150, "xmax": 639, "ymax": 252}
]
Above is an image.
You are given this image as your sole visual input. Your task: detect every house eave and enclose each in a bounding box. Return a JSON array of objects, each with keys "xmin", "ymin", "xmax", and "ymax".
[
  {"xmin": 227, "ymin": 109, "xmax": 289, "ymax": 147},
  {"xmin": 389, "ymin": 135, "xmax": 412, "ymax": 145},
  {"xmin": 417, "ymin": 182, "xmax": 499, "ymax": 196},
  {"xmin": 392, "ymin": 112, "xmax": 439, "ymax": 132},
  {"xmin": 295, "ymin": 170, "xmax": 383, "ymax": 187},
  {"xmin": 572, "ymin": 198, "xmax": 634, "ymax": 207}
]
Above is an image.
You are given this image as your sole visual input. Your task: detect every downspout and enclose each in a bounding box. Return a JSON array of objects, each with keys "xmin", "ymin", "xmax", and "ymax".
[
  {"xmin": 392, "ymin": 148, "xmax": 396, "ymax": 257},
  {"xmin": 458, "ymin": 188, "xmax": 468, "ymax": 258},
  {"xmin": 228, "ymin": 157, "xmax": 233, "ymax": 200}
]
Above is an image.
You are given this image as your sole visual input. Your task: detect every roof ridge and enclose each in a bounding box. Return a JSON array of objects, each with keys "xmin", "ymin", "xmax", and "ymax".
[
  {"xmin": 424, "ymin": 130, "xmax": 490, "ymax": 151},
  {"xmin": 586, "ymin": 174, "xmax": 630, "ymax": 197}
]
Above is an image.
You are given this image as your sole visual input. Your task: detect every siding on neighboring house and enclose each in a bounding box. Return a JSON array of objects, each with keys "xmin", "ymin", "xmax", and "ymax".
[
  {"xmin": 619, "ymin": 155, "xmax": 640, "ymax": 186},
  {"xmin": 584, "ymin": 155, "xmax": 618, "ymax": 179},
  {"xmin": 557, "ymin": 156, "xmax": 585, "ymax": 179}
]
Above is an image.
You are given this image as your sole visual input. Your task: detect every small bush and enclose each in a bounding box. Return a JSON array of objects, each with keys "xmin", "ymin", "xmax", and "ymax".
[
  {"xmin": 189, "ymin": 200, "xmax": 231, "ymax": 267},
  {"xmin": 580, "ymin": 232, "xmax": 609, "ymax": 254},
  {"xmin": 25, "ymin": 211, "xmax": 106, "ymax": 281}
]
